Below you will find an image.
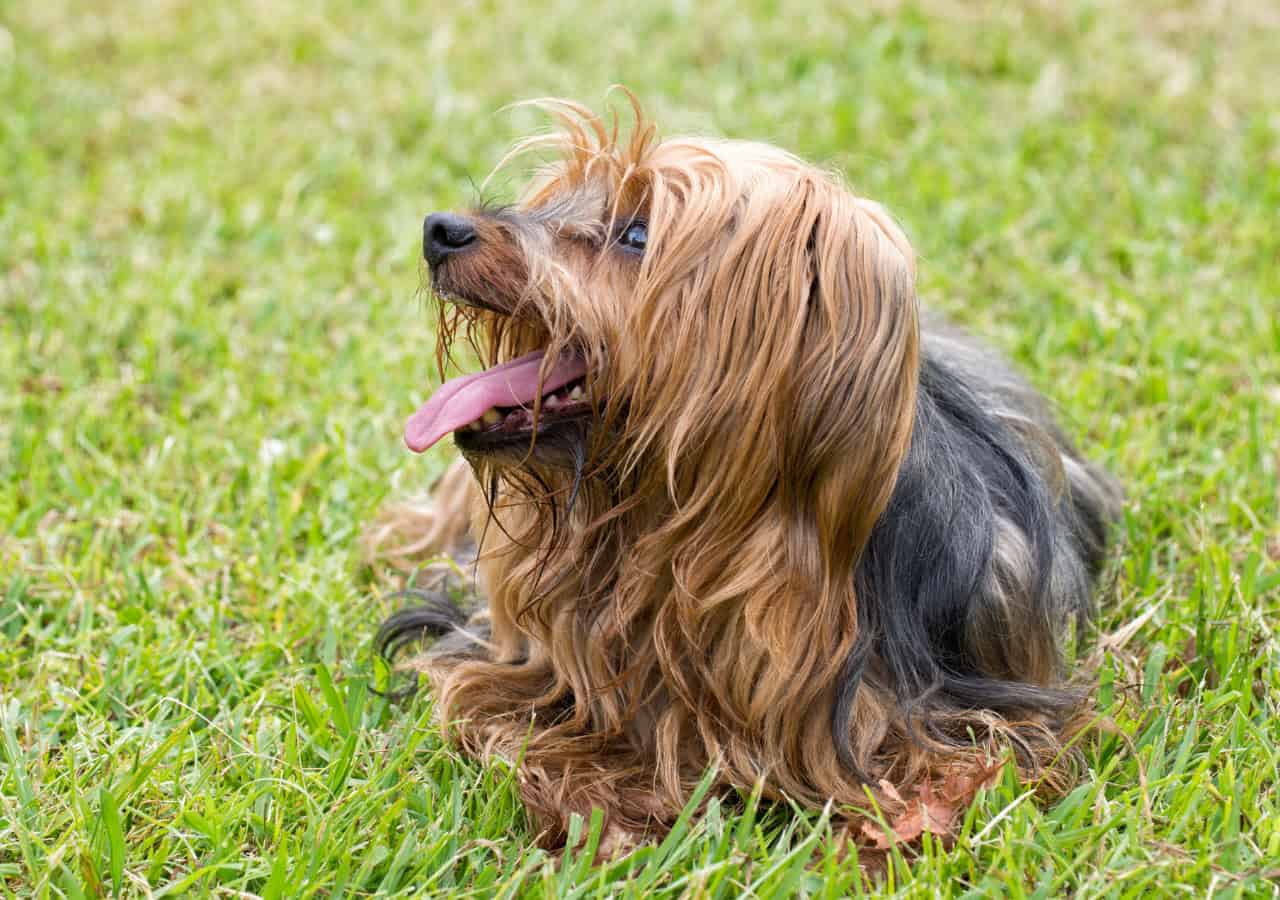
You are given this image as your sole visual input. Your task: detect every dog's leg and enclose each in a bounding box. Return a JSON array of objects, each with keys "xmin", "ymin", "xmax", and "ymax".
[
  {"xmin": 363, "ymin": 458, "xmax": 477, "ymax": 571},
  {"xmin": 371, "ymin": 458, "xmax": 493, "ymax": 677},
  {"xmin": 491, "ymin": 739, "xmax": 672, "ymax": 855}
]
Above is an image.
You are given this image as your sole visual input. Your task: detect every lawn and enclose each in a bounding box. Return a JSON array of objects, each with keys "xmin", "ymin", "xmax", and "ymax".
[{"xmin": 2, "ymin": 0, "xmax": 1278, "ymax": 896}]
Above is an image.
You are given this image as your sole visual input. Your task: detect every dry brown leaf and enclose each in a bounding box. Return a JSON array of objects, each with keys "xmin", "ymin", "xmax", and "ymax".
[
  {"xmin": 877, "ymin": 778, "xmax": 905, "ymax": 805},
  {"xmin": 858, "ymin": 758, "xmax": 1005, "ymax": 851},
  {"xmin": 939, "ymin": 756, "xmax": 1005, "ymax": 804},
  {"xmin": 917, "ymin": 777, "xmax": 961, "ymax": 835},
  {"xmin": 859, "ymin": 817, "xmax": 898, "ymax": 851}
]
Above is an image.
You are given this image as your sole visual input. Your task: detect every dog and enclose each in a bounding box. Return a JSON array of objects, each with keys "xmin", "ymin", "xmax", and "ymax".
[{"xmin": 370, "ymin": 96, "xmax": 1121, "ymax": 852}]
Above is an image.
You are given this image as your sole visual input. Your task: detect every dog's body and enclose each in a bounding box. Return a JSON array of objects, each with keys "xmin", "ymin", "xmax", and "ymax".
[{"xmin": 373, "ymin": 99, "xmax": 1120, "ymax": 848}]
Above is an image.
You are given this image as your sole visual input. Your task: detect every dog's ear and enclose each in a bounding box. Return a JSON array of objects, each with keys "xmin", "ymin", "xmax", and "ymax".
[
  {"xmin": 776, "ymin": 185, "xmax": 920, "ymax": 572},
  {"xmin": 607, "ymin": 166, "xmax": 918, "ymax": 569}
]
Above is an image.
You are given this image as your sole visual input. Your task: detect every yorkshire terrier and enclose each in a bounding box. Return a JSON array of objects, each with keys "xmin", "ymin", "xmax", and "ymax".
[{"xmin": 369, "ymin": 97, "xmax": 1121, "ymax": 852}]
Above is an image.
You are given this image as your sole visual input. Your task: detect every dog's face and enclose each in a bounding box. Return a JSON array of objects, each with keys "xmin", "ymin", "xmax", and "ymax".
[{"xmin": 407, "ymin": 101, "xmax": 921, "ymax": 558}]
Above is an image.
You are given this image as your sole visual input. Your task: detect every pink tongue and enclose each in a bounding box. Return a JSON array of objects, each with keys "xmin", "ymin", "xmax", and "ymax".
[{"xmin": 404, "ymin": 350, "xmax": 588, "ymax": 452}]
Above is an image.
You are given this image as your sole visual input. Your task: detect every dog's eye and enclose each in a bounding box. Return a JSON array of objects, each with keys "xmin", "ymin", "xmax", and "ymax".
[{"xmin": 618, "ymin": 220, "xmax": 647, "ymax": 253}]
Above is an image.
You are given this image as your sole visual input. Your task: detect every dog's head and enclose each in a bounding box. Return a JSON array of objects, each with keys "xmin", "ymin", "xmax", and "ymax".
[{"xmin": 406, "ymin": 97, "xmax": 920, "ymax": 562}]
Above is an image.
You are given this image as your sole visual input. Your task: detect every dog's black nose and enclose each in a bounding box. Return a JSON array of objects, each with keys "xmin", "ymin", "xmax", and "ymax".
[{"xmin": 422, "ymin": 212, "xmax": 477, "ymax": 266}]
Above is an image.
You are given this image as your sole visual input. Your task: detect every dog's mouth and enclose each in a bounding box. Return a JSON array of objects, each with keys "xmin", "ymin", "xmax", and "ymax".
[{"xmin": 403, "ymin": 349, "xmax": 591, "ymax": 453}]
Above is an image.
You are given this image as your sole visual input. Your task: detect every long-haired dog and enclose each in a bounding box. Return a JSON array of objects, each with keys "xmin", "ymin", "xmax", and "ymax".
[{"xmin": 370, "ymin": 97, "xmax": 1121, "ymax": 851}]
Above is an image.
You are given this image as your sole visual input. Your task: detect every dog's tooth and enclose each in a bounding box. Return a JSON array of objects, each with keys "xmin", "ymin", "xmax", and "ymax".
[
  {"xmin": 482, "ymin": 408, "xmax": 502, "ymax": 425},
  {"xmin": 569, "ymin": 385, "xmax": 585, "ymax": 401},
  {"xmin": 544, "ymin": 394, "xmax": 562, "ymax": 409}
]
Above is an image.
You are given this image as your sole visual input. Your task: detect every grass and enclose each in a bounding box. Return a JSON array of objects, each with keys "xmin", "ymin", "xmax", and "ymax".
[{"xmin": 2, "ymin": 0, "xmax": 1278, "ymax": 895}]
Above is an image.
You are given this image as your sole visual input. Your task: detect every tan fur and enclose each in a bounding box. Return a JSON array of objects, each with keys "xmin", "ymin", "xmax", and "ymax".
[
  {"xmin": 374, "ymin": 97, "xmax": 1090, "ymax": 848},
  {"xmin": 364, "ymin": 459, "xmax": 475, "ymax": 570}
]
